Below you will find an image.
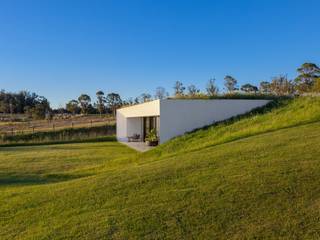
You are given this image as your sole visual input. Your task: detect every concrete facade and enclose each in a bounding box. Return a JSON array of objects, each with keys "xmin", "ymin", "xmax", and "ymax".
[
  {"xmin": 116, "ymin": 100, "xmax": 160, "ymax": 142},
  {"xmin": 117, "ymin": 99, "xmax": 270, "ymax": 144}
]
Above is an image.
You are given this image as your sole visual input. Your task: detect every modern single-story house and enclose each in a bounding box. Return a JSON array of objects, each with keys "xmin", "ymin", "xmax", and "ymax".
[{"xmin": 116, "ymin": 99, "xmax": 270, "ymax": 144}]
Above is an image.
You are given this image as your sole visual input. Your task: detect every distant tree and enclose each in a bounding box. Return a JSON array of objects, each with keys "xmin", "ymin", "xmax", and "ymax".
[
  {"xmin": 106, "ymin": 93, "xmax": 122, "ymax": 116},
  {"xmin": 240, "ymin": 83, "xmax": 258, "ymax": 93},
  {"xmin": 25, "ymin": 96, "xmax": 51, "ymax": 119},
  {"xmin": 313, "ymin": 77, "xmax": 320, "ymax": 93},
  {"xmin": 134, "ymin": 97, "xmax": 140, "ymax": 104},
  {"xmin": 140, "ymin": 93, "xmax": 152, "ymax": 102},
  {"xmin": 14, "ymin": 91, "xmax": 27, "ymax": 113},
  {"xmin": 295, "ymin": 62, "xmax": 320, "ymax": 93},
  {"xmin": 187, "ymin": 84, "xmax": 200, "ymax": 97},
  {"xmin": 270, "ymin": 75, "xmax": 294, "ymax": 96},
  {"xmin": 173, "ymin": 81, "xmax": 185, "ymax": 97},
  {"xmin": 0, "ymin": 90, "xmax": 15, "ymax": 113},
  {"xmin": 0, "ymin": 90, "xmax": 43, "ymax": 114},
  {"xmin": 53, "ymin": 107, "xmax": 68, "ymax": 115},
  {"xmin": 0, "ymin": 90, "xmax": 51, "ymax": 119},
  {"xmin": 224, "ymin": 75, "xmax": 238, "ymax": 92},
  {"xmin": 96, "ymin": 90, "xmax": 106, "ymax": 115},
  {"xmin": 125, "ymin": 98, "xmax": 134, "ymax": 105},
  {"xmin": 259, "ymin": 81, "xmax": 271, "ymax": 94},
  {"xmin": 86, "ymin": 104, "xmax": 97, "ymax": 114},
  {"xmin": 78, "ymin": 94, "xmax": 91, "ymax": 114},
  {"xmin": 206, "ymin": 78, "xmax": 219, "ymax": 96},
  {"xmin": 66, "ymin": 100, "xmax": 80, "ymax": 114},
  {"xmin": 154, "ymin": 87, "xmax": 167, "ymax": 100}
]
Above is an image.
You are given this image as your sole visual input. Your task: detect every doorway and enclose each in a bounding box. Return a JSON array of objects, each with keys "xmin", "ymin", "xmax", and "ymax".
[{"xmin": 143, "ymin": 116, "xmax": 158, "ymax": 141}]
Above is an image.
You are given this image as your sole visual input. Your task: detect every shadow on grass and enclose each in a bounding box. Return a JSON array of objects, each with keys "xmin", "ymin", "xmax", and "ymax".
[
  {"xmin": 0, "ymin": 172, "xmax": 90, "ymax": 187},
  {"xmin": 0, "ymin": 141, "xmax": 127, "ymax": 153}
]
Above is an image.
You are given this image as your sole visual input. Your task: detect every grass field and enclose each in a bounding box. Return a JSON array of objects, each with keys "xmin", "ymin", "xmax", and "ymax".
[{"xmin": 1, "ymin": 97, "xmax": 320, "ymax": 239}]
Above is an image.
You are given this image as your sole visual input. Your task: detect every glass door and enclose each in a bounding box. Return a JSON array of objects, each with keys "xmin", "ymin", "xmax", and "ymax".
[{"xmin": 143, "ymin": 116, "xmax": 158, "ymax": 141}]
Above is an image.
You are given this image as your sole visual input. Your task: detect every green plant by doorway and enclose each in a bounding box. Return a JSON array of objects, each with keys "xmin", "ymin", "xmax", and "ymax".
[{"xmin": 145, "ymin": 129, "xmax": 158, "ymax": 146}]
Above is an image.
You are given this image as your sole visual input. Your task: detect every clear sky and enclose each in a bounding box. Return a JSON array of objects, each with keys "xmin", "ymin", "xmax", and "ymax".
[{"xmin": 0, "ymin": 0, "xmax": 319, "ymax": 108}]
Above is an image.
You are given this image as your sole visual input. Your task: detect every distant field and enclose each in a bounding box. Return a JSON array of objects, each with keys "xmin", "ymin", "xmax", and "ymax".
[{"xmin": 0, "ymin": 114, "xmax": 115, "ymax": 135}]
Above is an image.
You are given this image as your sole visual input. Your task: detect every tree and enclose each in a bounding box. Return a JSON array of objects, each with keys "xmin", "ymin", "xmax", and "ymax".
[
  {"xmin": 86, "ymin": 104, "xmax": 97, "ymax": 114},
  {"xmin": 270, "ymin": 75, "xmax": 294, "ymax": 96},
  {"xmin": 0, "ymin": 90, "xmax": 16, "ymax": 114},
  {"xmin": 78, "ymin": 94, "xmax": 91, "ymax": 114},
  {"xmin": 224, "ymin": 75, "xmax": 238, "ymax": 92},
  {"xmin": 96, "ymin": 90, "xmax": 106, "ymax": 115},
  {"xmin": 124, "ymin": 98, "xmax": 134, "ymax": 106},
  {"xmin": 66, "ymin": 100, "xmax": 80, "ymax": 114},
  {"xmin": 259, "ymin": 81, "xmax": 271, "ymax": 94},
  {"xmin": 173, "ymin": 81, "xmax": 185, "ymax": 97},
  {"xmin": 313, "ymin": 78, "xmax": 320, "ymax": 93},
  {"xmin": 206, "ymin": 78, "xmax": 219, "ymax": 96},
  {"xmin": 295, "ymin": 62, "xmax": 320, "ymax": 93},
  {"xmin": 106, "ymin": 93, "xmax": 122, "ymax": 116},
  {"xmin": 25, "ymin": 96, "xmax": 51, "ymax": 119},
  {"xmin": 0, "ymin": 90, "xmax": 43, "ymax": 114},
  {"xmin": 134, "ymin": 97, "xmax": 140, "ymax": 104},
  {"xmin": 154, "ymin": 87, "xmax": 167, "ymax": 100},
  {"xmin": 240, "ymin": 83, "xmax": 258, "ymax": 93},
  {"xmin": 187, "ymin": 84, "xmax": 200, "ymax": 97},
  {"xmin": 140, "ymin": 93, "xmax": 152, "ymax": 102},
  {"xmin": 0, "ymin": 90, "xmax": 51, "ymax": 119},
  {"xmin": 14, "ymin": 91, "xmax": 28, "ymax": 113}
]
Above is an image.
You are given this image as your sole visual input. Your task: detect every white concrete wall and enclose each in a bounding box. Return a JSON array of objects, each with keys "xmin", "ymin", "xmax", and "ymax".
[
  {"xmin": 159, "ymin": 99, "xmax": 270, "ymax": 143},
  {"xmin": 127, "ymin": 117, "xmax": 142, "ymax": 139},
  {"xmin": 116, "ymin": 100, "xmax": 160, "ymax": 141},
  {"xmin": 116, "ymin": 111, "xmax": 127, "ymax": 142},
  {"xmin": 117, "ymin": 100, "xmax": 160, "ymax": 117}
]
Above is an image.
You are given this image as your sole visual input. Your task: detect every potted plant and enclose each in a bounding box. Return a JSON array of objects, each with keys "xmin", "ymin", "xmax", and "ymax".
[{"xmin": 145, "ymin": 129, "xmax": 158, "ymax": 146}]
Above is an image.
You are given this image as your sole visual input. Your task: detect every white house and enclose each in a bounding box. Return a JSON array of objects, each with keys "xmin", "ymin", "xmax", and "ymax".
[{"xmin": 116, "ymin": 99, "xmax": 270, "ymax": 144}]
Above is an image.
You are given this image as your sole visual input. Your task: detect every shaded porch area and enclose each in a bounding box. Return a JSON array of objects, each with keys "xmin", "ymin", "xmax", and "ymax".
[{"xmin": 126, "ymin": 116, "xmax": 160, "ymax": 142}]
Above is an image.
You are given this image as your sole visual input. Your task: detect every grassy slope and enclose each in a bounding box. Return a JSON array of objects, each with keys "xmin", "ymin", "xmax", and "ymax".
[
  {"xmin": 151, "ymin": 97, "xmax": 320, "ymax": 157},
  {"xmin": 1, "ymin": 97, "xmax": 320, "ymax": 239}
]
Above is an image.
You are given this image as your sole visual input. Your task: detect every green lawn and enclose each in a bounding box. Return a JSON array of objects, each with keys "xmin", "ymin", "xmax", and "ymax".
[
  {"xmin": 1, "ymin": 97, "xmax": 320, "ymax": 239},
  {"xmin": 0, "ymin": 142, "xmax": 136, "ymax": 188}
]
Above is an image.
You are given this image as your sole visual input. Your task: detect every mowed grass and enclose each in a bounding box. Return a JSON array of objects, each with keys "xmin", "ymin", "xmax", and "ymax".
[
  {"xmin": 1, "ymin": 97, "xmax": 320, "ymax": 239},
  {"xmin": 0, "ymin": 142, "xmax": 137, "ymax": 188}
]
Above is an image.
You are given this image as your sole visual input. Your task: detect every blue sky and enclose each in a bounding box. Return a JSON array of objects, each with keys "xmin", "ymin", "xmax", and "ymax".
[{"xmin": 0, "ymin": 0, "xmax": 319, "ymax": 108}]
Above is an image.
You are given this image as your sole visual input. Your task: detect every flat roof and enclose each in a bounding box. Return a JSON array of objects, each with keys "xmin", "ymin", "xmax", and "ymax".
[{"xmin": 118, "ymin": 98, "xmax": 270, "ymax": 109}]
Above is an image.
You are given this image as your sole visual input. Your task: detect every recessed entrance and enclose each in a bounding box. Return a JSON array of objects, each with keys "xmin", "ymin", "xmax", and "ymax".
[{"xmin": 143, "ymin": 116, "xmax": 159, "ymax": 141}]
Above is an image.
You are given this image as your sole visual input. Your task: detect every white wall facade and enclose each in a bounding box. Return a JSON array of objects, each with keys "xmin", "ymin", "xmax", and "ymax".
[
  {"xmin": 127, "ymin": 117, "xmax": 142, "ymax": 138},
  {"xmin": 159, "ymin": 99, "xmax": 270, "ymax": 143},
  {"xmin": 117, "ymin": 99, "xmax": 270, "ymax": 143},
  {"xmin": 116, "ymin": 100, "xmax": 160, "ymax": 142}
]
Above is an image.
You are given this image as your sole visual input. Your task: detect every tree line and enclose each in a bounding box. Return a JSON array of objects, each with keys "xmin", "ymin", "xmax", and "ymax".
[
  {"xmin": 1, "ymin": 62, "xmax": 319, "ymax": 119},
  {"xmin": 65, "ymin": 92, "xmax": 123, "ymax": 116},
  {"xmin": 67, "ymin": 62, "xmax": 320, "ymax": 115},
  {"xmin": 0, "ymin": 90, "xmax": 50, "ymax": 119},
  {"xmin": 66, "ymin": 90, "xmax": 168, "ymax": 116},
  {"xmin": 171, "ymin": 62, "xmax": 320, "ymax": 97}
]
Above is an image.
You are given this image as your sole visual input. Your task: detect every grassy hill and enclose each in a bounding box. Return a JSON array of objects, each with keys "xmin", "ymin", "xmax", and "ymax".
[
  {"xmin": 1, "ymin": 97, "xmax": 320, "ymax": 239},
  {"xmin": 152, "ymin": 97, "xmax": 320, "ymax": 156}
]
